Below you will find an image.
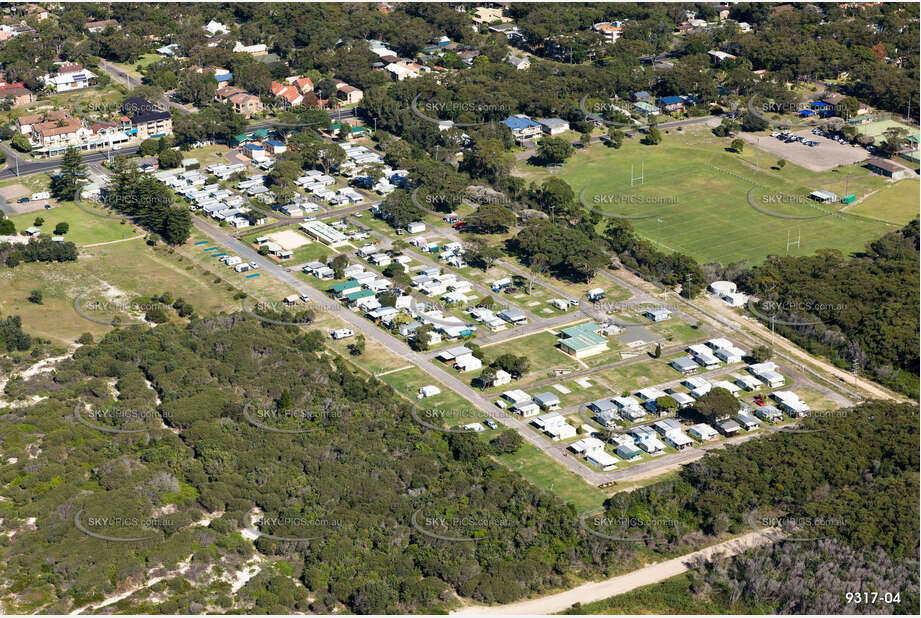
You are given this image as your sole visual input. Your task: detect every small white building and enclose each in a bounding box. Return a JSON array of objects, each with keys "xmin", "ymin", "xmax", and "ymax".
[
  {"xmin": 688, "ymin": 423, "xmax": 718, "ymax": 441},
  {"xmin": 418, "ymin": 385, "xmax": 441, "ymax": 399}
]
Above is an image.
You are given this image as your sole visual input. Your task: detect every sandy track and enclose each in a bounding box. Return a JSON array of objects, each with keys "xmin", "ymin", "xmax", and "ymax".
[{"xmin": 452, "ymin": 530, "xmax": 776, "ymax": 615}]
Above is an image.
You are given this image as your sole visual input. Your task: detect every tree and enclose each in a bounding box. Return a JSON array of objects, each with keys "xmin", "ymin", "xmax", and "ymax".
[
  {"xmin": 158, "ymin": 148, "xmax": 182, "ymax": 169},
  {"xmin": 0, "ymin": 218, "xmax": 14, "ymax": 235},
  {"xmin": 410, "ymin": 324, "xmax": 433, "ymax": 351},
  {"xmin": 33, "ymin": 217, "xmax": 44, "ymax": 227},
  {"xmin": 730, "ymin": 138, "xmax": 745, "ymax": 153},
  {"xmin": 11, "ymin": 133, "xmax": 31, "ymax": 152},
  {"xmin": 580, "ymin": 131, "xmax": 592, "ymax": 147},
  {"xmin": 490, "ymin": 430, "xmax": 523, "ymax": 454},
  {"xmin": 653, "ymin": 343, "xmax": 662, "ymax": 358},
  {"xmin": 879, "ymin": 127, "xmax": 908, "ymax": 156},
  {"xmin": 535, "ymin": 177, "xmax": 575, "ymax": 219},
  {"xmin": 536, "ymin": 136, "xmax": 573, "ymax": 165},
  {"xmin": 27, "ymin": 289, "xmax": 42, "ymax": 304},
  {"xmin": 330, "ymin": 254, "xmax": 349, "ymax": 278},
  {"xmin": 750, "ymin": 344, "xmax": 772, "ymax": 363},
  {"xmin": 776, "ymin": 159, "xmax": 786, "ymax": 170},
  {"xmin": 642, "ymin": 127, "xmax": 662, "ymax": 145},
  {"xmin": 464, "ymin": 204, "xmax": 515, "ymax": 234},
  {"xmin": 607, "ymin": 128, "xmax": 624, "ymax": 149},
  {"xmin": 176, "ymin": 70, "xmax": 217, "ymax": 107},
  {"xmin": 54, "ymin": 146, "xmax": 87, "ymax": 201},
  {"xmin": 53, "ymin": 222, "xmax": 69, "ymax": 235},
  {"xmin": 695, "ymin": 387, "xmax": 738, "ymax": 422},
  {"xmin": 654, "ymin": 395, "xmax": 677, "ymax": 415}
]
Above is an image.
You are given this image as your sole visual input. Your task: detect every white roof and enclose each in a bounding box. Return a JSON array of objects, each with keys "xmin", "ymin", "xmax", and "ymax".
[{"xmin": 586, "ymin": 450, "xmax": 618, "ymax": 468}]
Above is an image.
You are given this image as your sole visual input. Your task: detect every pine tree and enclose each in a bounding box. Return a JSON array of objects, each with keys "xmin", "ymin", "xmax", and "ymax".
[{"xmin": 58, "ymin": 146, "xmax": 87, "ymax": 201}]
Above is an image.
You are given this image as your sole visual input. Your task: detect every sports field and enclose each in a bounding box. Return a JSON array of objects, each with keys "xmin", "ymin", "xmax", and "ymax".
[
  {"xmin": 518, "ymin": 131, "xmax": 916, "ymax": 265},
  {"xmin": 856, "ymin": 118, "xmax": 919, "ymax": 138}
]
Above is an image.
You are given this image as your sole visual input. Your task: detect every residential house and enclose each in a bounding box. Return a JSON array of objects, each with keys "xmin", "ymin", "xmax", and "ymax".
[
  {"xmin": 497, "ymin": 308, "xmax": 528, "ymax": 325},
  {"xmin": 334, "ymin": 80, "xmax": 363, "ymax": 104},
  {"xmin": 633, "ymin": 101, "xmax": 659, "ymax": 116},
  {"xmin": 85, "ymin": 19, "xmax": 119, "ymax": 33},
  {"xmin": 532, "ymin": 412, "xmax": 575, "ymax": 441},
  {"xmin": 506, "ymin": 54, "xmax": 530, "ymax": 70},
  {"xmin": 644, "ymin": 307, "xmax": 671, "ymax": 322},
  {"xmin": 233, "ymin": 41, "xmax": 268, "ymax": 56},
  {"xmin": 533, "ymin": 392, "xmax": 561, "ymax": 411},
  {"xmin": 501, "ymin": 115, "xmax": 542, "ymax": 143},
  {"xmin": 657, "ymin": 95, "xmax": 685, "ymax": 113},
  {"xmin": 538, "ymin": 117, "xmax": 570, "ymax": 135},
  {"xmin": 558, "ymin": 321, "xmax": 608, "ymax": 359},
  {"xmin": 749, "ymin": 362, "xmax": 784, "ymax": 388},
  {"xmin": 671, "ymin": 356, "xmax": 699, "ymax": 375},
  {"xmin": 688, "ymin": 423, "xmax": 718, "ymax": 441},
  {"xmin": 271, "ymin": 81, "xmax": 303, "ymax": 109},
  {"xmin": 592, "ymin": 21, "xmax": 624, "ymax": 43},
  {"xmin": 0, "ymin": 84, "xmax": 33, "ymax": 107},
  {"xmin": 43, "ymin": 63, "xmax": 97, "ymax": 92},
  {"xmin": 122, "ymin": 97, "xmax": 172, "ymax": 139}
]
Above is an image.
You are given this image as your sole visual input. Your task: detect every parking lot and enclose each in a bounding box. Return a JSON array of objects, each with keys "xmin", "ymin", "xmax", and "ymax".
[{"xmin": 741, "ymin": 130, "xmax": 871, "ymax": 172}]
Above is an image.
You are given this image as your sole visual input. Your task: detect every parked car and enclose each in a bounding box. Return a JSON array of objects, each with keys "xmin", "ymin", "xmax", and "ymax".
[
  {"xmin": 484, "ymin": 418, "xmax": 498, "ymax": 429},
  {"xmin": 754, "ymin": 395, "xmax": 765, "ymax": 406},
  {"xmin": 16, "ymin": 197, "xmax": 29, "ymax": 203}
]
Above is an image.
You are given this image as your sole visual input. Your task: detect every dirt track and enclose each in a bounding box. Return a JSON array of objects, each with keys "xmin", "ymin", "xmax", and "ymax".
[{"xmin": 452, "ymin": 530, "xmax": 776, "ymax": 615}]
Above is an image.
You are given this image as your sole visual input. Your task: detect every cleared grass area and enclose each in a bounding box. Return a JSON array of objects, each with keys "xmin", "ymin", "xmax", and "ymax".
[
  {"xmin": 517, "ymin": 134, "xmax": 908, "ymax": 265},
  {"xmin": 8, "ymin": 202, "xmax": 142, "ymax": 246},
  {"xmin": 846, "ymin": 179, "xmax": 920, "ymax": 225},
  {"xmin": 480, "ymin": 330, "xmax": 582, "ymax": 383},
  {"xmin": 595, "ymin": 358, "xmax": 683, "ymax": 394},
  {"xmin": 491, "ymin": 441, "xmax": 606, "ymax": 513},
  {"xmin": 0, "ymin": 239, "xmax": 243, "ymax": 345},
  {"xmin": 378, "ymin": 365, "xmax": 473, "ymax": 412}
]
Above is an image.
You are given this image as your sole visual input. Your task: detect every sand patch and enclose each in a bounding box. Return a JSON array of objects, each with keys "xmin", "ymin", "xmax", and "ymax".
[{"xmin": 266, "ymin": 229, "xmax": 312, "ymax": 251}]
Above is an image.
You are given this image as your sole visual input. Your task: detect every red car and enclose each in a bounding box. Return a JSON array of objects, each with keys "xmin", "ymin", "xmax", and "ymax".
[{"xmin": 754, "ymin": 395, "xmax": 765, "ymax": 406}]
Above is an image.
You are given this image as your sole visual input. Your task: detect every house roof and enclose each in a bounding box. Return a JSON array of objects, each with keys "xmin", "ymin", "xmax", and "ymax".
[
  {"xmin": 659, "ymin": 95, "xmax": 685, "ymax": 105},
  {"xmin": 502, "ymin": 115, "xmax": 539, "ymax": 130}
]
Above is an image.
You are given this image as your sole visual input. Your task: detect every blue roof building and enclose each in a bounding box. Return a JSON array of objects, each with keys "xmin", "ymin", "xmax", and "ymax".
[
  {"xmin": 633, "ymin": 91, "xmax": 651, "ymax": 101},
  {"xmin": 501, "ymin": 115, "xmax": 540, "ymax": 130}
]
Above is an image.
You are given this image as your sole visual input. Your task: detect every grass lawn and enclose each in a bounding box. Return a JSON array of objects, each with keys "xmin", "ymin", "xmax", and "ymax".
[
  {"xmin": 0, "ymin": 238, "xmax": 245, "ymax": 345},
  {"xmin": 846, "ymin": 179, "xmax": 919, "ymax": 225},
  {"xmin": 480, "ymin": 330, "xmax": 582, "ymax": 384},
  {"xmin": 595, "ymin": 358, "xmax": 685, "ymax": 394},
  {"xmin": 327, "ymin": 333, "xmax": 414, "ymax": 375},
  {"xmin": 647, "ymin": 319, "xmax": 707, "ymax": 347},
  {"xmin": 516, "ymin": 135, "xmax": 908, "ymax": 265},
  {"xmin": 492, "ymin": 441, "xmax": 606, "ymax": 513},
  {"xmin": 8, "ymin": 202, "xmax": 142, "ymax": 246},
  {"xmin": 378, "ymin": 366, "xmax": 473, "ymax": 412}
]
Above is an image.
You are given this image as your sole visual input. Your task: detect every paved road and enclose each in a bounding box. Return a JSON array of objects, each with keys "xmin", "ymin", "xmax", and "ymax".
[
  {"xmin": 97, "ymin": 59, "xmax": 195, "ymax": 115},
  {"xmin": 0, "ymin": 143, "xmax": 139, "ymax": 180},
  {"xmin": 452, "ymin": 529, "xmax": 778, "ymax": 615},
  {"xmin": 190, "ymin": 217, "xmax": 612, "ymax": 484}
]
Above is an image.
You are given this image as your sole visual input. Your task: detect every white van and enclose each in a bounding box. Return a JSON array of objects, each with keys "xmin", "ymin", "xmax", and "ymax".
[{"xmin": 331, "ymin": 328, "xmax": 354, "ymax": 340}]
